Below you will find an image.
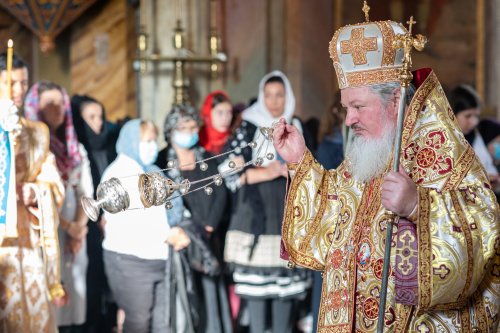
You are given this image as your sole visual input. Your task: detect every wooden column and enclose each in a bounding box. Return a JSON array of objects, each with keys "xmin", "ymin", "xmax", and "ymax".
[
  {"xmin": 485, "ymin": 0, "xmax": 500, "ymax": 117},
  {"xmin": 285, "ymin": 0, "xmax": 335, "ymax": 121}
]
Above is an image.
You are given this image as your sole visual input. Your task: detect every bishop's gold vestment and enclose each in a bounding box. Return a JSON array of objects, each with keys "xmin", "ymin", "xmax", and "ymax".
[
  {"xmin": 282, "ymin": 70, "xmax": 499, "ymax": 332},
  {"xmin": 0, "ymin": 118, "xmax": 64, "ymax": 333}
]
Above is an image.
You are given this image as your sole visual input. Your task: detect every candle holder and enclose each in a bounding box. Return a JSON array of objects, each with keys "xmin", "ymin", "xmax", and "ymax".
[{"xmin": 134, "ymin": 1, "xmax": 227, "ymax": 105}]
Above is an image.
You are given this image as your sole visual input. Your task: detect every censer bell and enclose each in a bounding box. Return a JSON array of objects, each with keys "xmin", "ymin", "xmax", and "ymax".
[{"xmin": 81, "ymin": 177, "xmax": 131, "ymax": 222}]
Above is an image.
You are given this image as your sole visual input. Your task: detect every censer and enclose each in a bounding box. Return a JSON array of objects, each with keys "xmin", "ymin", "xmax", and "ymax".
[
  {"xmin": 81, "ymin": 126, "xmax": 276, "ymax": 221},
  {"xmin": 81, "ymin": 177, "xmax": 130, "ymax": 222}
]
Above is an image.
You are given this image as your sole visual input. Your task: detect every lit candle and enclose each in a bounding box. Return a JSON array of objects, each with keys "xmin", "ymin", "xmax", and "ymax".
[{"xmin": 6, "ymin": 39, "xmax": 13, "ymax": 100}]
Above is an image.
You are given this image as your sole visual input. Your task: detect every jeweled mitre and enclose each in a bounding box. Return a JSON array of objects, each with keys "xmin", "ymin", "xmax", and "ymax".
[{"xmin": 329, "ymin": 21, "xmax": 408, "ymax": 89}]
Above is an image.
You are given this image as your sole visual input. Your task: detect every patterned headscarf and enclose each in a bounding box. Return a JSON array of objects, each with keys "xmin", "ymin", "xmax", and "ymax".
[
  {"xmin": 24, "ymin": 81, "xmax": 82, "ymax": 181},
  {"xmin": 163, "ymin": 104, "xmax": 201, "ymax": 143}
]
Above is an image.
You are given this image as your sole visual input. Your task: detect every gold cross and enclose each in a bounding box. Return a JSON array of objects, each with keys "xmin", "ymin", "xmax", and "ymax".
[
  {"xmin": 340, "ymin": 28, "xmax": 377, "ymax": 65},
  {"xmin": 362, "ymin": 1, "xmax": 370, "ymax": 22},
  {"xmin": 433, "ymin": 264, "xmax": 450, "ymax": 279},
  {"xmin": 407, "ymin": 16, "xmax": 416, "ymax": 34}
]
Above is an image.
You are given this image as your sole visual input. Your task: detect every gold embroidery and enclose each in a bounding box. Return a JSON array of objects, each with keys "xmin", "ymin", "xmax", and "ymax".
[
  {"xmin": 329, "ymin": 20, "xmax": 409, "ymax": 89},
  {"xmin": 377, "ymin": 21, "xmax": 397, "ymax": 66},
  {"xmin": 442, "ymin": 146, "xmax": 476, "ymax": 191},
  {"xmin": 317, "ymin": 324, "xmax": 352, "ymax": 333},
  {"xmin": 299, "ymin": 174, "xmax": 329, "ymax": 252},
  {"xmin": 417, "ymin": 187, "xmax": 432, "ymax": 312},
  {"xmin": 451, "ymin": 191, "xmax": 474, "ymax": 305},
  {"xmin": 329, "ymin": 29, "xmax": 342, "ymax": 63},
  {"xmin": 344, "ymin": 67, "xmax": 401, "ymax": 89},
  {"xmin": 286, "ymin": 245, "xmax": 325, "ymax": 271},
  {"xmin": 459, "ymin": 305, "xmax": 471, "ymax": 333},
  {"xmin": 346, "ymin": 177, "xmax": 383, "ymax": 329},
  {"xmin": 282, "ymin": 150, "xmax": 325, "ymax": 270},
  {"xmin": 394, "ymin": 304, "xmax": 414, "ymax": 333},
  {"xmin": 340, "ymin": 28, "xmax": 377, "ymax": 65},
  {"xmin": 401, "ymin": 71, "xmax": 439, "ymax": 149},
  {"xmin": 472, "ymin": 290, "xmax": 489, "ymax": 332}
]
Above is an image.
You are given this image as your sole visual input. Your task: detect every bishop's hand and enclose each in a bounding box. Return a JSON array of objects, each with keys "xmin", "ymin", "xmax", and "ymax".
[
  {"xmin": 272, "ymin": 118, "xmax": 306, "ymax": 164},
  {"xmin": 381, "ymin": 166, "xmax": 418, "ymax": 218}
]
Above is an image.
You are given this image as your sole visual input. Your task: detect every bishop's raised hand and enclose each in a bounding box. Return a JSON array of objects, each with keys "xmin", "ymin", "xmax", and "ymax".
[{"xmin": 272, "ymin": 118, "xmax": 306, "ymax": 164}]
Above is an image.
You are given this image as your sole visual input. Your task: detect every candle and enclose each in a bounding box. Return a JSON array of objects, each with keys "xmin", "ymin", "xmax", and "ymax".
[
  {"xmin": 176, "ymin": 0, "xmax": 182, "ymax": 23},
  {"xmin": 6, "ymin": 39, "xmax": 13, "ymax": 100}
]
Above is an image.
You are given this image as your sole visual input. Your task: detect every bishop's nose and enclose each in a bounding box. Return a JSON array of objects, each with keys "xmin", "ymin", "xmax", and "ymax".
[{"xmin": 344, "ymin": 109, "xmax": 358, "ymax": 127}]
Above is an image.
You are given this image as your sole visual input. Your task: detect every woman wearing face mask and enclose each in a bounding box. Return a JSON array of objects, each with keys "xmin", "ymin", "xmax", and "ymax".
[
  {"xmin": 156, "ymin": 104, "xmax": 230, "ymax": 333},
  {"xmin": 24, "ymin": 81, "xmax": 93, "ymax": 333},
  {"xmin": 223, "ymin": 71, "xmax": 312, "ymax": 333},
  {"xmin": 100, "ymin": 119, "xmax": 175, "ymax": 333},
  {"xmin": 71, "ymin": 94, "xmax": 119, "ymax": 333},
  {"xmin": 449, "ymin": 85, "xmax": 498, "ymax": 182}
]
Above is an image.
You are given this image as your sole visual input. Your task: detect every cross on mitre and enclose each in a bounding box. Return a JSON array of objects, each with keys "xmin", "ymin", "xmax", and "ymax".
[
  {"xmin": 407, "ymin": 16, "xmax": 416, "ymax": 34},
  {"xmin": 340, "ymin": 28, "xmax": 377, "ymax": 65}
]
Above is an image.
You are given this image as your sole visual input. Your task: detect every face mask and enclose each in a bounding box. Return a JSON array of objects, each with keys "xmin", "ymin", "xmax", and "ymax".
[
  {"xmin": 139, "ymin": 141, "xmax": 158, "ymax": 166},
  {"xmin": 172, "ymin": 131, "xmax": 198, "ymax": 149},
  {"xmin": 494, "ymin": 142, "xmax": 500, "ymax": 160}
]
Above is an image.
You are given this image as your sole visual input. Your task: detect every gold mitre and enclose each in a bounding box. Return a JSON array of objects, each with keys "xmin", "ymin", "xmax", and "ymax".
[{"xmin": 329, "ymin": 3, "xmax": 408, "ymax": 89}]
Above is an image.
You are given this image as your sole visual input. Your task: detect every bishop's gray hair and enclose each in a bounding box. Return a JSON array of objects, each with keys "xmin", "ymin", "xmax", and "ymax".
[{"xmin": 369, "ymin": 82, "xmax": 416, "ymax": 107}]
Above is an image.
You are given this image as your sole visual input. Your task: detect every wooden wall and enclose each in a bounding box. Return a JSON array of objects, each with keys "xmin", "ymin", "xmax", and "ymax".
[
  {"xmin": 0, "ymin": 10, "xmax": 34, "ymax": 83},
  {"xmin": 70, "ymin": 0, "xmax": 137, "ymax": 121},
  {"xmin": 341, "ymin": 1, "xmax": 477, "ymax": 94},
  {"xmin": 1, "ymin": 0, "xmax": 498, "ymax": 121},
  {"xmin": 223, "ymin": 0, "xmax": 335, "ymax": 122}
]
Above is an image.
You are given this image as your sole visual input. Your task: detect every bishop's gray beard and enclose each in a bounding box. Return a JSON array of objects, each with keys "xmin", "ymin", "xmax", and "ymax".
[{"xmin": 345, "ymin": 124, "xmax": 396, "ymax": 183}]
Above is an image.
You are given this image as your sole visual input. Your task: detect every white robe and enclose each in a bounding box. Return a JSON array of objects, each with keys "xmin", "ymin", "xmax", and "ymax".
[{"xmin": 55, "ymin": 144, "xmax": 93, "ymax": 326}]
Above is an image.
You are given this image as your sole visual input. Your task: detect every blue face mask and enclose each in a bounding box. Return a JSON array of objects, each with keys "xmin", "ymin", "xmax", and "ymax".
[
  {"xmin": 139, "ymin": 141, "xmax": 158, "ymax": 166},
  {"xmin": 172, "ymin": 131, "xmax": 199, "ymax": 149},
  {"xmin": 494, "ymin": 142, "xmax": 500, "ymax": 160}
]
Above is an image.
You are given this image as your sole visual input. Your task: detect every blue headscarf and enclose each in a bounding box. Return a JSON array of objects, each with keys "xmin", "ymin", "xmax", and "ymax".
[{"xmin": 116, "ymin": 119, "xmax": 160, "ymax": 173}]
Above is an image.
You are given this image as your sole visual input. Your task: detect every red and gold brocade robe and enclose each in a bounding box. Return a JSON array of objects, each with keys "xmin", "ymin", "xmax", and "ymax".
[
  {"xmin": 282, "ymin": 70, "xmax": 499, "ymax": 332},
  {"xmin": 0, "ymin": 118, "xmax": 65, "ymax": 333}
]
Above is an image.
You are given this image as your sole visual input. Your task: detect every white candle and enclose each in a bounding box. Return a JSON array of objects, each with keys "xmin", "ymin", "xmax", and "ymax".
[{"xmin": 6, "ymin": 39, "xmax": 13, "ymax": 99}]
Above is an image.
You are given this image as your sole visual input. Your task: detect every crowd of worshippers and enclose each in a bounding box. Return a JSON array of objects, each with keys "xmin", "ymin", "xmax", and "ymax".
[{"xmin": 0, "ymin": 52, "xmax": 499, "ymax": 333}]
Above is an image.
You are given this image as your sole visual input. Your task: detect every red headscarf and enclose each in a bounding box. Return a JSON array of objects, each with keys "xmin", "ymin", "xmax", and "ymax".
[{"xmin": 199, "ymin": 90, "xmax": 231, "ymax": 154}]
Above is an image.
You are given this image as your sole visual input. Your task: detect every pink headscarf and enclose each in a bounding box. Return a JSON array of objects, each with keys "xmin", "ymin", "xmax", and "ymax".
[{"xmin": 24, "ymin": 82, "xmax": 81, "ymax": 182}]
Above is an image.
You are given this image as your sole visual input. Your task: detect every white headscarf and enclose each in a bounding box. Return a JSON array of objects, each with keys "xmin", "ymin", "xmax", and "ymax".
[
  {"xmin": 242, "ymin": 70, "xmax": 296, "ymax": 127},
  {"xmin": 242, "ymin": 70, "xmax": 302, "ymax": 166}
]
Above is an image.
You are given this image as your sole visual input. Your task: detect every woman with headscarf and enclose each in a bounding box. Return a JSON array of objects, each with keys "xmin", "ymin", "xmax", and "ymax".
[
  {"xmin": 100, "ymin": 119, "xmax": 177, "ymax": 333},
  {"xmin": 223, "ymin": 71, "xmax": 312, "ymax": 333},
  {"xmin": 70, "ymin": 95, "xmax": 119, "ymax": 333},
  {"xmin": 156, "ymin": 104, "xmax": 230, "ymax": 333},
  {"xmin": 24, "ymin": 81, "xmax": 93, "ymax": 333},
  {"xmin": 449, "ymin": 84, "xmax": 498, "ymax": 180},
  {"xmin": 199, "ymin": 91, "xmax": 233, "ymax": 155}
]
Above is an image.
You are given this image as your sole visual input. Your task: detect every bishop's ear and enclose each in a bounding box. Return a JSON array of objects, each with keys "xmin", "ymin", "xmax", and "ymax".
[{"xmin": 390, "ymin": 88, "xmax": 402, "ymax": 117}]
